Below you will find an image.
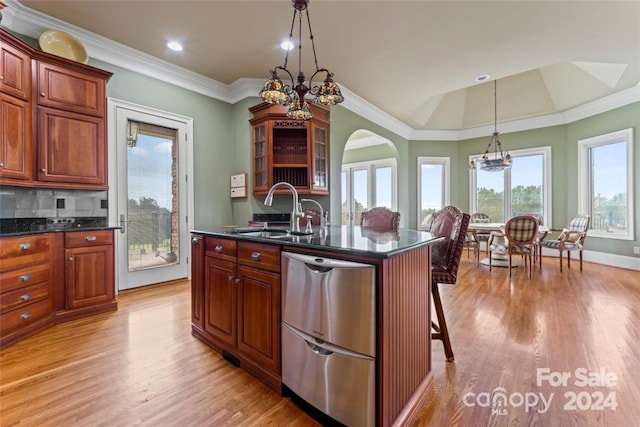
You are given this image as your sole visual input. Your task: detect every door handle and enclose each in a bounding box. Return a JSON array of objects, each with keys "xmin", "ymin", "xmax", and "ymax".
[{"xmin": 119, "ymin": 214, "xmax": 127, "ymax": 234}]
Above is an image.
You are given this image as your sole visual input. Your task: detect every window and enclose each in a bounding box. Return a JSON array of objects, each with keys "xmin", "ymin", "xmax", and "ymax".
[
  {"xmin": 578, "ymin": 128, "xmax": 634, "ymax": 240},
  {"xmin": 417, "ymin": 157, "xmax": 450, "ymax": 230},
  {"xmin": 470, "ymin": 147, "xmax": 551, "ymax": 224},
  {"xmin": 342, "ymin": 158, "xmax": 397, "ymax": 225}
]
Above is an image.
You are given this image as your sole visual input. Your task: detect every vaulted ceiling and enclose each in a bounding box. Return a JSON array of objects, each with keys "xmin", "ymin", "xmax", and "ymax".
[{"xmin": 6, "ymin": 0, "xmax": 640, "ymax": 132}]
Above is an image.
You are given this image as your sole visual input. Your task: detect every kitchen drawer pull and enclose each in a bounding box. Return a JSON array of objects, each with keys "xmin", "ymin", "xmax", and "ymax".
[
  {"xmin": 20, "ymin": 274, "xmax": 32, "ymax": 282},
  {"xmin": 214, "ymin": 245, "xmax": 223, "ymax": 253},
  {"xmin": 85, "ymin": 236, "xmax": 97, "ymax": 242},
  {"xmin": 251, "ymin": 252, "xmax": 261, "ymax": 261},
  {"xmin": 20, "ymin": 293, "xmax": 32, "ymax": 302},
  {"xmin": 19, "ymin": 243, "xmax": 32, "ymax": 250},
  {"xmin": 20, "ymin": 312, "xmax": 32, "ymax": 321}
]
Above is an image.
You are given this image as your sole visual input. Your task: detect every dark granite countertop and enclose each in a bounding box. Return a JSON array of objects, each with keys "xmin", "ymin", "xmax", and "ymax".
[
  {"xmin": 191, "ymin": 225, "xmax": 443, "ymax": 258},
  {"xmin": 0, "ymin": 217, "xmax": 120, "ymax": 237}
]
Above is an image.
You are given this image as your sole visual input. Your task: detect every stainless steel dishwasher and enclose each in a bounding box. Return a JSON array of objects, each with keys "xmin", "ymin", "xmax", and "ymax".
[{"xmin": 281, "ymin": 251, "xmax": 376, "ymax": 427}]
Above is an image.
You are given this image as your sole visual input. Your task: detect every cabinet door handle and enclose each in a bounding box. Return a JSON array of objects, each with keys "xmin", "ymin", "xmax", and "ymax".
[
  {"xmin": 20, "ymin": 312, "xmax": 32, "ymax": 321},
  {"xmin": 228, "ymin": 275, "xmax": 234, "ymax": 282},
  {"xmin": 235, "ymin": 278, "xmax": 241, "ymax": 284},
  {"xmin": 214, "ymin": 245, "xmax": 223, "ymax": 253},
  {"xmin": 20, "ymin": 274, "xmax": 32, "ymax": 282},
  {"xmin": 251, "ymin": 252, "xmax": 261, "ymax": 261},
  {"xmin": 192, "ymin": 237, "xmax": 201, "ymax": 244},
  {"xmin": 85, "ymin": 236, "xmax": 97, "ymax": 242},
  {"xmin": 19, "ymin": 243, "xmax": 32, "ymax": 250},
  {"xmin": 20, "ymin": 293, "xmax": 32, "ymax": 302}
]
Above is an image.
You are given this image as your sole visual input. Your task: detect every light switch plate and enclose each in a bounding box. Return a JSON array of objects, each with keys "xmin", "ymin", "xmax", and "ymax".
[
  {"xmin": 231, "ymin": 187, "xmax": 246, "ymax": 198},
  {"xmin": 231, "ymin": 173, "xmax": 246, "ymax": 188}
]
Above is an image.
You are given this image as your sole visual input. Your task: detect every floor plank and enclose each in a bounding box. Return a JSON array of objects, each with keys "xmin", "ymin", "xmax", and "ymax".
[{"xmin": 1, "ymin": 257, "xmax": 639, "ymax": 426}]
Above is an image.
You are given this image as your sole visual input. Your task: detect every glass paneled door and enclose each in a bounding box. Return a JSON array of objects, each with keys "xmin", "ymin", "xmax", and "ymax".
[{"xmin": 110, "ymin": 101, "xmax": 192, "ymax": 290}]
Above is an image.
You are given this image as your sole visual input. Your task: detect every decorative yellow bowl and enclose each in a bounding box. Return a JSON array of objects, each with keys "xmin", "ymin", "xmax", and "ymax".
[{"xmin": 38, "ymin": 30, "xmax": 88, "ymax": 64}]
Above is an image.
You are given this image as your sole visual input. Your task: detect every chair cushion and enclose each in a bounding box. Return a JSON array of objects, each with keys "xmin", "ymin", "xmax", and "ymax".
[
  {"xmin": 559, "ymin": 231, "xmax": 581, "ymax": 242},
  {"xmin": 540, "ymin": 239, "xmax": 582, "ymax": 250}
]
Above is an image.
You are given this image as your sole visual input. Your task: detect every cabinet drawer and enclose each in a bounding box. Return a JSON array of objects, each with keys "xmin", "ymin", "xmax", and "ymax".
[
  {"xmin": 65, "ymin": 230, "xmax": 113, "ymax": 248},
  {"xmin": 0, "ymin": 234, "xmax": 52, "ymax": 270},
  {"xmin": 238, "ymin": 241, "xmax": 280, "ymax": 273},
  {"xmin": 0, "ymin": 298, "xmax": 51, "ymax": 333},
  {"xmin": 204, "ymin": 237, "xmax": 236, "ymax": 262},
  {"xmin": 0, "ymin": 263, "xmax": 50, "ymax": 293},
  {"xmin": 1, "ymin": 281, "xmax": 49, "ymax": 312}
]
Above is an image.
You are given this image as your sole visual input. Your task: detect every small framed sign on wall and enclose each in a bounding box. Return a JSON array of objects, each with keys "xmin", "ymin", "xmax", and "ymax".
[{"xmin": 230, "ymin": 173, "xmax": 247, "ymax": 198}]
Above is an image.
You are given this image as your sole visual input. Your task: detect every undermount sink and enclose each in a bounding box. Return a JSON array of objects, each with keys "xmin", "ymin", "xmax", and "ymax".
[{"xmin": 229, "ymin": 228, "xmax": 314, "ymax": 239}]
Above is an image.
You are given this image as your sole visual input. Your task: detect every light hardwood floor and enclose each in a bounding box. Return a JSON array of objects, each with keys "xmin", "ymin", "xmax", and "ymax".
[{"xmin": 1, "ymin": 256, "xmax": 639, "ymax": 426}]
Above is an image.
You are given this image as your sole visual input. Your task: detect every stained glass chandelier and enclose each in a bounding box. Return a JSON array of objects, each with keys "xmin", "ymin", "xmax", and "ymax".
[{"xmin": 259, "ymin": 0, "xmax": 344, "ymax": 120}]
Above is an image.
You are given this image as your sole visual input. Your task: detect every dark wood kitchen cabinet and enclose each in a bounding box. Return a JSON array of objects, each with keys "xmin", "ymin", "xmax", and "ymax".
[
  {"xmin": 0, "ymin": 233, "xmax": 54, "ymax": 349},
  {"xmin": 0, "ymin": 28, "xmax": 111, "ymax": 189},
  {"xmin": 0, "ymin": 32, "xmax": 33, "ymax": 183},
  {"xmin": 249, "ymin": 102, "xmax": 329, "ymax": 196},
  {"xmin": 191, "ymin": 234, "xmax": 281, "ymax": 391},
  {"xmin": 63, "ymin": 230, "xmax": 116, "ymax": 314}
]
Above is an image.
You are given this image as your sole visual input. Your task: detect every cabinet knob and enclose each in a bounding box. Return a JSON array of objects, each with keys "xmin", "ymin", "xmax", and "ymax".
[
  {"xmin": 235, "ymin": 278, "xmax": 241, "ymax": 284},
  {"xmin": 228, "ymin": 275, "xmax": 234, "ymax": 282},
  {"xmin": 19, "ymin": 243, "xmax": 32, "ymax": 250},
  {"xmin": 192, "ymin": 237, "xmax": 201, "ymax": 244},
  {"xmin": 41, "ymin": 168, "xmax": 46, "ymax": 173},
  {"xmin": 20, "ymin": 293, "xmax": 32, "ymax": 302},
  {"xmin": 20, "ymin": 312, "xmax": 32, "ymax": 321},
  {"xmin": 20, "ymin": 274, "xmax": 32, "ymax": 282},
  {"xmin": 251, "ymin": 252, "xmax": 261, "ymax": 261},
  {"xmin": 0, "ymin": 162, "xmax": 4, "ymax": 167},
  {"xmin": 214, "ymin": 245, "xmax": 223, "ymax": 253},
  {"xmin": 40, "ymin": 92, "xmax": 46, "ymax": 97},
  {"xmin": 0, "ymin": 76, "xmax": 4, "ymax": 80},
  {"xmin": 69, "ymin": 257, "xmax": 74, "ymax": 261}
]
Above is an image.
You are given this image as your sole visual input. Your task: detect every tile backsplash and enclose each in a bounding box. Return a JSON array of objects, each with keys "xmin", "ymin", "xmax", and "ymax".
[{"xmin": 0, "ymin": 186, "xmax": 108, "ymax": 219}]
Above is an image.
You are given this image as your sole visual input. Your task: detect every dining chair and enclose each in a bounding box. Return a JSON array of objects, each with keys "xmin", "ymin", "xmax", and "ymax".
[
  {"xmin": 522, "ymin": 213, "xmax": 547, "ymax": 266},
  {"xmin": 462, "ymin": 229, "xmax": 481, "ymax": 266},
  {"xmin": 429, "ymin": 206, "xmax": 470, "ymax": 362},
  {"xmin": 539, "ymin": 214, "xmax": 590, "ymax": 272},
  {"xmin": 360, "ymin": 207, "xmax": 400, "ymax": 232},
  {"xmin": 470, "ymin": 212, "xmax": 491, "ymax": 254},
  {"xmin": 488, "ymin": 215, "xmax": 539, "ymax": 278}
]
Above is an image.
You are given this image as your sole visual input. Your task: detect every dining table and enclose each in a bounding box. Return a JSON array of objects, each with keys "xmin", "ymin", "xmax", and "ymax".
[{"xmin": 468, "ymin": 222, "xmax": 550, "ymax": 267}]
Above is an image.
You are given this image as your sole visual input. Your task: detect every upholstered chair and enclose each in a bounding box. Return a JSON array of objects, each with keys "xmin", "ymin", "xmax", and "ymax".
[
  {"xmin": 488, "ymin": 215, "xmax": 539, "ymax": 278},
  {"xmin": 539, "ymin": 214, "xmax": 590, "ymax": 272},
  {"xmin": 470, "ymin": 212, "xmax": 492, "ymax": 254},
  {"xmin": 360, "ymin": 207, "xmax": 400, "ymax": 232}
]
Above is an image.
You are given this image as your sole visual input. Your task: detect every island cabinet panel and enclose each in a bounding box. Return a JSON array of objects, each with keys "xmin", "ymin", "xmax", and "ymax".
[
  {"xmin": 237, "ymin": 265, "xmax": 280, "ymax": 375},
  {"xmin": 190, "ymin": 235, "xmax": 204, "ymax": 328},
  {"xmin": 204, "ymin": 256, "xmax": 237, "ymax": 347},
  {"xmin": 192, "ymin": 234, "xmax": 282, "ymax": 392},
  {"xmin": 378, "ymin": 244, "xmax": 432, "ymax": 427}
]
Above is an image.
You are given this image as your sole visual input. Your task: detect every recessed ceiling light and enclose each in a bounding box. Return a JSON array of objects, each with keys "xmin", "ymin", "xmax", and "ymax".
[
  {"xmin": 280, "ymin": 40, "xmax": 294, "ymax": 51},
  {"xmin": 167, "ymin": 41, "xmax": 183, "ymax": 52},
  {"xmin": 475, "ymin": 74, "xmax": 490, "ymax": 82}
]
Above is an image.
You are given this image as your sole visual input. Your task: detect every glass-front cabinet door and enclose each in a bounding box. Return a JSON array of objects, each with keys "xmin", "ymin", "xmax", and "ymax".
[
  {"xmin": 311, "ymin": 123, "xmax": 328, "ymax": 193},
  {"xmin": 252, "ymin": 122, "xmax": 268, "ymax": 193}
]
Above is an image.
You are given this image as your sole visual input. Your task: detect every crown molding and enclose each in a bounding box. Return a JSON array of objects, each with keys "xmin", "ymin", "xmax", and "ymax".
[{"xmin": 5, "ymin": 0, "xmax": 638, "ymax": 143}]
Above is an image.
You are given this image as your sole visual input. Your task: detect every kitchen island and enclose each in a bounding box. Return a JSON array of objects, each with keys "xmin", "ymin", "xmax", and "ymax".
[{"xmin": 190, "ymin": 225, "xmax": 443, "ymax": 427}]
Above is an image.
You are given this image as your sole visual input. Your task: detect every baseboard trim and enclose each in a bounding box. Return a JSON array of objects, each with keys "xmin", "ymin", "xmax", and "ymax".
[{"xmin": 540, "ymin": 248, "xmax": 640, "ymax": 271}]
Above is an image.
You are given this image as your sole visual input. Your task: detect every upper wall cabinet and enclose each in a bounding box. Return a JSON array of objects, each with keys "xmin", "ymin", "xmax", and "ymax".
[
  {"xmin": 0, "ymin": 33, "xmax": 33, "ymax": 182},
  {"xmin": 0, "ymin": 29, "xmax": 112, "ymax": 189},
  {"xmin": 249, "ymin": 102, "xmax": 329, "ymax": 196}
]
